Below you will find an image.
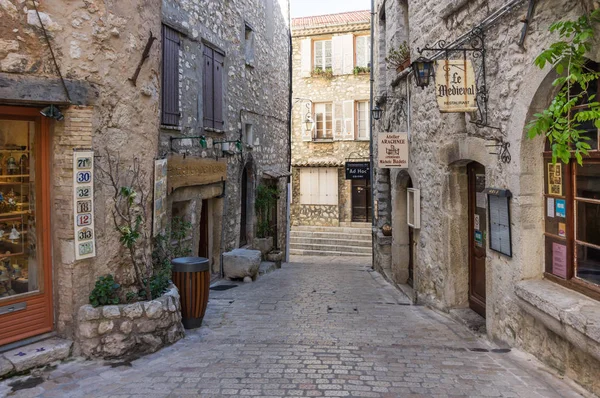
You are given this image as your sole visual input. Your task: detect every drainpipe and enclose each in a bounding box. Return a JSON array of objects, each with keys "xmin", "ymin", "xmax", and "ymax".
[
  {"xmin": 369, "ymin": 0, "xmax": 376, "ymax": 268},
  {"xmin": 286, "ymin": 0, "xmax": 292, "ymax": 263}
]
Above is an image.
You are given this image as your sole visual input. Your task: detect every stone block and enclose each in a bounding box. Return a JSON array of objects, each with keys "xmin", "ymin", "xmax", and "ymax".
[
  {"xmin": 167, "ymin": 324, "xmax": 184, "ymax": 344},
  {"xmin": 253, "ymin": 237, "xmax": 274, "ymax": 257},
  {"xmin": 138, "ymin": 334, "xmax": 162, "ymax": 353},
  {"xmin": 144, "ymin": 300, "xmax": 164, "ymax": 319},
  {"xmin": 120, "ymin": 320, "xmax": 133, "ymax": 334},
  {"xmin": 79, "ymin": 321, "xmax": 98, "ymax": 338},
  {"xmin": 102, "ymin": 334, "xmax": 134, "ymax": 358},
  {"xmin": 223, "ymin": 248, "xmax": 261, "ymax": 280},
  {"xmin": 122, "ymin": 302, "xmax": 143, "ymax": 319},
  {"xmin": 103, "ymin": 305, "xmax": 121, "ymax": 319},
  {"xmin": 167, "ymin": 297, "xmax": 177, "ymax": 312},
  {"xmin": 4, "ymin": 338, "xmax": 72, "ymax": 372},
  {"xmin": 135, "ymin": 317, "xmax": 157, "ymax": 333},
  {"xmin": 78, "ymin": 305, "xmax": 101, "ymax": 321},
  {"xmin": 0, "ymin": 356, "xmax": 14, "ymax": 377},
  {"xmin": 98, "ymin": 320, "xmax": 114, "ymax": 335}
]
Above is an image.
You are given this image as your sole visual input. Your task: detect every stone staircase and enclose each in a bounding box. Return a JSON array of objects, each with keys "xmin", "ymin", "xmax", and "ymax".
[{"xmin": 289, "ymin": 222, "xmax": 373, "ymax": 257}]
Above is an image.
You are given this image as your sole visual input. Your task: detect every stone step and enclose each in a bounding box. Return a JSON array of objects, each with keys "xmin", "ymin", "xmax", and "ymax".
[
  {"xmin": 289, "ymin": 248, "xmax": 372, "ymax": 257},
  {"xmin": 290, "ymin": 230, "xmax": 372, "ymax": 241},
  {"xmin": 288, "ymin": 243, "xmax": 372, "ymax": 254},
  {"xmin": 259, "ymin": 261, "xmax": 277, "ymax": 276},
  {"xmin": 0, "ymin": 337, "xmax": 72, "ymax": 377},
  {"xmin": 339, "ymin": 222, "xmax": 372, "ymax": 228},
  {"xmin": 290, "ymin": 236, "xmax": 372, "ymax": 248},
  {"xmin": 291, "ymin": 226, "xmax": 372, "ymax": 234}
]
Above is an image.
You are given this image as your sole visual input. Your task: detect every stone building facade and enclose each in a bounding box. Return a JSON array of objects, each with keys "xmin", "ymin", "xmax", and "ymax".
[
  {"xmin": 291, "ymin": 11, "xmax": 372, "ymax": 227},
  {"xmin": 0, "ymin": 0, "xmax": 290, "ymax": 358},
  {"xmin": 373, "ymin": 0, "xmax": 600, "ymax": 394},
  {"xmin": 160, "ymin": 0, "xmax": 291, "ymax": 274}
]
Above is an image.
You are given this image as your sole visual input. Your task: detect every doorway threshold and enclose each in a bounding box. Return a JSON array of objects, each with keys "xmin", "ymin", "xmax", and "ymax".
[{"xmin": 449, "ymin": 308, "xmax": 486, "ymax": 335}]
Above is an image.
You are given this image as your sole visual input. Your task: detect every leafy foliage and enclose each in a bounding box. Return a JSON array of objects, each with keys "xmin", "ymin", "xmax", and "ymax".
[
  {"xmin": 255, "ymin": 184, "xmax": 279, "ymax": 239},
  {"xmin": 311, "ymin": 67, "xmax": 334, "ymax": 79},
  {"xmin": 385, "ymin": 41, "xmax": 410, "ymax": 69},
  {"xmin": 89, "ymin": 275, "xmax": 120, "ymax": 307},
  {"xmin": 353, "ymin": 66, "xmax": 370, "ymax": 75},
  {"xmin": 526, "ymin": 10, "xmax": 600, "ymax": 165}
]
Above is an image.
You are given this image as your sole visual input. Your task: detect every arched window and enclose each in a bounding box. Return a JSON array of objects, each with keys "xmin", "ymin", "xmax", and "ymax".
[{"xmin": 543, "ymin": 61, "xmax": 600, "ymax": 296}]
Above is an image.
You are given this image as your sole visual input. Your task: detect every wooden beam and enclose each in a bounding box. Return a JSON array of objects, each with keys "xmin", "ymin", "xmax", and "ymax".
[{"xmin": 0, "ymin": 73, "xmax": 98, "ymax": 106}]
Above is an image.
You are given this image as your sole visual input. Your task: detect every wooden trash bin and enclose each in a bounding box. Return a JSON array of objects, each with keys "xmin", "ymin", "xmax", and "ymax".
[{"xmin": 171, "ymin": 257, "xmax": 210, "ymax": 329}]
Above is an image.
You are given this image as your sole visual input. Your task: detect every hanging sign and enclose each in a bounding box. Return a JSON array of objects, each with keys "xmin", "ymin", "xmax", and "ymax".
[
  {"xmin": 378, "ymin": 133, "xmax": 408, "ymax": 169},
  {"xmin": 345, "ymin": 162, "xmax": 370, "ymax": 180},
  {"xmin": 73, "ymin": 150, "xmax": 96, "ymax": 260},
  {"xmin": 435, "ymin": 59, "xmax": 478, "ymax": 113},
  {"xmin": 484, "ymin": 188, "xmax": 512, "ymax": 257},
  {"xmin": 547, "ymin": 163, "xmax": 562, "ymax": 196},
  {"xmin": 153, "ymin": 159, "xmax": 168, "ymax": 237}
]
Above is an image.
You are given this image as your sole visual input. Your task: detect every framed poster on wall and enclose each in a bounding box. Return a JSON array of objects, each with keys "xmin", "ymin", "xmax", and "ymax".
[{"xmin": 484, "ymin": 188, "xmax": 512, "ymax": 257}]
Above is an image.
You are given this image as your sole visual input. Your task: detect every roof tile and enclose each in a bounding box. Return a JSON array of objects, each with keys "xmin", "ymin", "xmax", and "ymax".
[{"xmin": 292, "ymin": 10, "xmax": 370, "ymax": 29}]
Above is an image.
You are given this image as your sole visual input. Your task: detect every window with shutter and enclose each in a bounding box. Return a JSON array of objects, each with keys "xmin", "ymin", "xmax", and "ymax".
[
  {"xmin": 314, "ymin": 103, "xmax": 333, "ymax": 139},
  {"xmin": 343, "ymin": 100, "xmax": 355, "ymax": 140},
  {"xmin": 355, "ymin": 36, "xmax": 371, "ymax": 68},
  {"xmin": 299, "ymin": 168, "xmax": 339, "ymax": 205},
  {"xmin": 203, "ymin": 45, "xmax": 225, "ymax": 130},
  {"xmin": 356, "ymin": 101, "xmax": 369, "ymax": 140},
  {"xmin": 333, "ymin": 102, "xmax": 343, "ymax": 140},
  {"xmin": 161, "ymin": 25, "xmax": 180, "ymax": 126},
  {"xmin": 314, "ymin": 40, "xmax": 332, "ymax": 70}
]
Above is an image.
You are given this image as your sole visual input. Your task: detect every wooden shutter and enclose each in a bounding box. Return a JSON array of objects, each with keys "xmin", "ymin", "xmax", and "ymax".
[
  {"xmin": 203, "ymin": 46, "xmax": 225, "ymax": 130},
  {"xmin": 301, "ymin": 101, "xmax": 314, "ymax": 141},
  {"xmin": 332, "ymin": 35, "xmax": 344, "ymax": 75},
  {"xmin": 343, "ymin": 100, "xmax": 355, "ymax": 140},
  {"xmin": 320, "ymin": 168, "xmax": 338, "ymax": 205},
  {"xmin": 299, "ymin": 168, "xmax": 310, "ymax": 204},
  {"xmin": 161, "ymin": 25, "xmax": 180, "ymax": 126},
  {"xmin": 213, "ymin": 50, "xmax": 224, "ymax": 130},
  {"xmin": 300, "ymin": 38, "xmax": 312, "ymax": 77},
  {"xmin": 341, "ymin": 34, "xmax": 354, "ymax": 74},
  {"xmin": 203, "ymin": 46, "xmax": 214, "ymax": 128},
  {"xmin": 333, "ymin": 102, "xmax": 343, "ymax": 140}
]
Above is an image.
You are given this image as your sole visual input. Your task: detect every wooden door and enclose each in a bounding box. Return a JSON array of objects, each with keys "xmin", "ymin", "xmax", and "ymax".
[
  {"xmin": 199, "ymin": 199, "xmax": 209, "ymax": 258},
  {"xmin": 352, "ymin": 179, "xmax": 372, "ymax": 222},
  {"xmin": 468, "ymin": 162, "xmax": 486, "ymax": 317},
  {"xmin": 0, "ymin": 107, "xmax": 53, "ymax": 346}
]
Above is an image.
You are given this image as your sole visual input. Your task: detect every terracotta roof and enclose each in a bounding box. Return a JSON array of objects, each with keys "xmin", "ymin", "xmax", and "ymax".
[
  {"xmin": 292, "ymin": 10, "xmax": 370, "ymax": 29},
  {"xmin": 292, "ymin": 157, "xmax": 344, "ymax": 167}
]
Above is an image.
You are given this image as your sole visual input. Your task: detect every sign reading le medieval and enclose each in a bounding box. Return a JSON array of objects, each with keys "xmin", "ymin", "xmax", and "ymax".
[
  {"xmin": 435, "ymin": 59, "xmax": 478, "ymax": 113},
  {"xmin": 378, "ymin": 133, "xmax": 408, "ymax": 169}
]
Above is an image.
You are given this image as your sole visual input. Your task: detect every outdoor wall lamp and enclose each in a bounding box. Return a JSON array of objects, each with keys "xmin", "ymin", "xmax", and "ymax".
[
  {"xmin": 214, "ymin": 139, "xmax": 243, "ymax": 154},
  {"xmin": 371, "ymin": 105, "xmax": 383, "ymax": 121},
  {"xmin": 40, "ymin": 105, "xmax": 64, "ymax": 121},
  {"xmin": 293, "ymin": 98, "xmax": 315, "ymax": 131},
  {"xmin": 169, "ymin": 135, "xmax": 208, "ymax": 151},
  {"xmin": 411, "ymin": 57, "xmax": 434, "ymax": 89}
]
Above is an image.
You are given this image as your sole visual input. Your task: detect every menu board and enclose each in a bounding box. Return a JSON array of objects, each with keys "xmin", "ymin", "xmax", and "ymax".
[
  {"xmin": 73, "ymin": 150, "xmax": 96, "ymax": 260},
  {"xmin": 485, "ymin": 188, "xmax": 512, "ymax": 257}
]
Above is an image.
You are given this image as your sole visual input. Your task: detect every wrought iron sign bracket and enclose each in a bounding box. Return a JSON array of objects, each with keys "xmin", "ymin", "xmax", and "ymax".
[
  {"xmin": 486, "ymin": 138, "xmax": 511, "ymax": 164},
  {"xmin": 417, "ymin": 27, "xmax": 500, "ymax": 130}
]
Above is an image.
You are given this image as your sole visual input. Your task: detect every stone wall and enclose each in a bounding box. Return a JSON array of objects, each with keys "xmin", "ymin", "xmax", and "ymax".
[
  {"xmin": 372, "ymin": 0, "xmax": 600, "ymax": 393},
  {"xmin": 159, "ymin": 0, "xmax": 291, "ymax": 255},
  {"xmin": 0, "ymin": 0, "xmax": 162, "ymax": 345},
  {"xmin": 77, "ymin": 286, "xmax": 184, "ymax": 358},
  {"xmin": 290, "ymin": 21, "xmax": 371, "ymax": 226}
]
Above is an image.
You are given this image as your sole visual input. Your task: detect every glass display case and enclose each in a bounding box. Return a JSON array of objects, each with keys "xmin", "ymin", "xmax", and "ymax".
[{"xmin": 0, "ymin": 120, "xmax": 38, "ymax": 299}]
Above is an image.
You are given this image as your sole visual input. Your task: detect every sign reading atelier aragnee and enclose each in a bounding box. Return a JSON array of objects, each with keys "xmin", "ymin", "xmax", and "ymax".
[
  {"xmin": 345, "ymin": 162, "xmax": 370, "ymax": 180},
  {"xmin": 378, "ymin": 133, "xmax": 408, "ymax": 169},
  {"xmin": 435, "ymin": 59, "xmax": 478, "ymax": 113},
  {"xmin": 73, "ymin": 150, "xmax": 96, "ymax": 260}
]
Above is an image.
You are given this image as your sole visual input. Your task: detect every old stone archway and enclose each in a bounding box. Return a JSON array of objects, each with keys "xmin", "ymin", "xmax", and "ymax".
[
  {"xmin": 391, "ymin": 170, "xmax": 414, "ymax": 287},
  {"xmin": 240, "ymin": 160, "xmax": 256, "ymax": 247}
]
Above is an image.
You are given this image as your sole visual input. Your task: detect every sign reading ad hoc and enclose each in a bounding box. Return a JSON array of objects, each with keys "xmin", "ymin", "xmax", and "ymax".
[
  {"xmin": 378, "ymin": 133, "xmax": 408, "ymax": 169},
  {"xmin": 435, "ymin": 59, "xmax": 478, "ymax": 113},
  {"xmin": 345, "ymin": 162, "xmax": 370, "ymax": 180}
]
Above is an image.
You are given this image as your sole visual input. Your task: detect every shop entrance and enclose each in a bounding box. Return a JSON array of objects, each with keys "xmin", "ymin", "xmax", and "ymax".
[
  {"xmin": 351, "ymin": 179, "xmax": 372, "ymax": 222},
  {"xmin": 0, "ymin": 107, "xmax": 52, "ymax": 347},
  {"xmin": 468, "ymin": 162, "xmax": 487, "ymax": 317},
  {"xmin": 199, "ymin": 199, "xmax": 209, "ymax": 258}
]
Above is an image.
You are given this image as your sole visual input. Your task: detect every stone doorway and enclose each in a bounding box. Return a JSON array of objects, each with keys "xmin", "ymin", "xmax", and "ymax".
[
  {"xmin": 467, "ymin": 162, "xmax": 486, "ymax": 317},
  {"xmin": 391, "ymin": 172, "xmax": 415, "ymax": 288}
]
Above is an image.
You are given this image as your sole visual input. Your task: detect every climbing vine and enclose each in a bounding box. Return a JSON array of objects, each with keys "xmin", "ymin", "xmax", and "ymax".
[{"xmin": 527, "ymin": 9, "xmax": 600, "ymax": 165}]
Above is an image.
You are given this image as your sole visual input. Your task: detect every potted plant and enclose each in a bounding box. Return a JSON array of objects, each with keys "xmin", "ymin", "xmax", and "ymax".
[
  {"xmin": 311, "ymin": 67, "xmax": 334, "ymax": 79},
  {"xmin": 253, "ymin": 183, "xmax": 279, "ymax": 257},
  {"xmin": 385, "ymin": 41, "xmax": 411, "ymax": 72},
  {"xmin": 353, "ymin": 66, "xmax": 371, "ymax": 76}
]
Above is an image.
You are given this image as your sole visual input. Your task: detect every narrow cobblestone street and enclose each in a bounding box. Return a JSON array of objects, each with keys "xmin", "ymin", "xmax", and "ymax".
[{"xmin": 0, "ymin": 257, "xmax": 590, "ymax": 398}]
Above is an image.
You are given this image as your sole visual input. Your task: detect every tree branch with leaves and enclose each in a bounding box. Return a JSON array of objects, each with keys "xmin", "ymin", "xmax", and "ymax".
[{"xmin": 527, "ymin": 9, "xmax": 600, "ymax": 165}]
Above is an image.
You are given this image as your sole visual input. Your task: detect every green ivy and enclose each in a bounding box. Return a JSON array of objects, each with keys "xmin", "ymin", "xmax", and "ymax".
[
  {"xmin": 89, "ymin": 275, "xmax": 120, "ymax": 307},
  {"xmin": 527, "ymin": 10, "xmax": 600, "ymax": 165},
  {"xmin": 353, "ymin": 66, "xmax": 371, "ymax": 75},
  {"xmin": 255, "ymin": 184, "xmax": 279, "ymax": 239}
]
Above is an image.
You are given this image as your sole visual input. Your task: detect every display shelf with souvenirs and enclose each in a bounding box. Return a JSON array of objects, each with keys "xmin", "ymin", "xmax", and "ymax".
[{"xmin": 0, "ymin": 120, "xmax": 38, "ymax": 299}]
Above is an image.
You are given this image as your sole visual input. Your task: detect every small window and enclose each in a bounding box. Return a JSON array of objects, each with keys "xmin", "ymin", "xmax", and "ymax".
[
  {"xmin": 314, "ymin": 40, "xmax": 332, "ymax": 70},
  {"xmin": 161, "ymin": 25, "xmax": 180, "ymax": 126},
  {"xmin": 356, "ymin": 101, "xmax": 369, "ymax": 140},
  {"xmin": 299, "ymin": 168, "xmax": 338, "ymax": 205},
  {"xmin": 203, "ymin": 45, "xmax": 225, "ymax": 130},
  {"xmin": 244, "ymin": 23, "xmax": 255, "ymax": 65},
  {"xmin": 355, "ymin": 36, "xmax": 371, "ymax": 68},
  {"xmin": 245, "ymin": 123, "xmax": 254, "ymax": 146},
  {"xmin": 314, "ymin": 103, "xmax": 333, "ymax": 139}
]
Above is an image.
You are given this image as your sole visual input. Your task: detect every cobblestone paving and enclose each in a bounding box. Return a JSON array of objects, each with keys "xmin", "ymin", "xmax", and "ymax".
[{"xmin": 0, "ymin": 256, "xmax": 591, "ymax": 398}]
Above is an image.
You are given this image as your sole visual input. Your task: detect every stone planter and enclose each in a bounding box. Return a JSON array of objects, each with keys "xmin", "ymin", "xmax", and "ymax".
[
  {"xmin": 253, "ymin": 236, "xmax": 274, "ymax": 258},
  {"xmin": 266, "ymin": 250, "xmax": 284, "ymax": 268},
  {"xmin": 76, "ymin": 285, "xmax": 185, "ymax": 358}
]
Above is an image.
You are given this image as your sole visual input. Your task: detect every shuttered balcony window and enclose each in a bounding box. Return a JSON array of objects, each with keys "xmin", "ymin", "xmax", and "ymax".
[
  {"xmin": 203, "ymin": 46, "xmax": 225, "ymax": 130},
  {"xmin": 161, "ymin": 25, "xmax": 180, "ymax": 126}
]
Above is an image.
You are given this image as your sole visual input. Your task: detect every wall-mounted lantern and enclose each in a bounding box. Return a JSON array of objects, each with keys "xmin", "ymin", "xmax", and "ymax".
[
  {"xmin": 371, "ymin": 105, "xmax": 383, "ymax": 121},
  {"xmin": 411, "ymin": 57, "xmax": 434, "ymax": 90}
]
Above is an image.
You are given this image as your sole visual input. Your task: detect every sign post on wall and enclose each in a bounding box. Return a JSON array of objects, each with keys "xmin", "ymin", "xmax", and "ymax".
[
  {"xmin": 435, "ymin": 59, "xmax": 478, "ymax": 113},
  {"xmin": 345, "ymin": 161, "xmax": 370, "ymax": 180},
  {"xmin": 378, "ymin": 132, "xmax": 409, "ymax": 169},
  {"xmin": 73, "ymin": 150, "xmax": 96, "ymax": 260},
  {"xmin": 484, "ymin": 188, "xmax": 512, "ymax": 257}
]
